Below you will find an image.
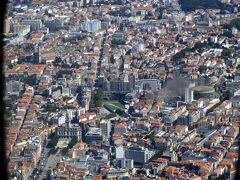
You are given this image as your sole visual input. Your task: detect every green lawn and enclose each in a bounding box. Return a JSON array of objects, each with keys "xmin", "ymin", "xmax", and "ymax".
[
  {"xmin": 103, "ymin": 100, "xmax": 124, "ymax": 112},
  {"xmin": 110, "ymin": 101, "xmax": 124, "ymax": 108}
]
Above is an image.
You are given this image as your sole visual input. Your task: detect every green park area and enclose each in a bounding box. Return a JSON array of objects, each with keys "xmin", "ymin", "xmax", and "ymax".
[
  {"xmin": 103, "ymin": 100, "xmax": 125, "ymax": 112},
  {"xmin": 91, "ymin": 88, "xmax": 128, "ymax": 117}
]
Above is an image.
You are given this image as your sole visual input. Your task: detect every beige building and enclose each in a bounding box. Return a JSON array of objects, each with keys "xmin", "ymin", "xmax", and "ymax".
[{"xmin": 4, "ymin": 17, "xmax": 11, "ymax": 34}]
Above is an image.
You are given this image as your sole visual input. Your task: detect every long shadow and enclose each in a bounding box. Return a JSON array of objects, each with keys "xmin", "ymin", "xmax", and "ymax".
[{"xmin": 1, "ymin": 0, "xmax": 8, "ymax": 178}]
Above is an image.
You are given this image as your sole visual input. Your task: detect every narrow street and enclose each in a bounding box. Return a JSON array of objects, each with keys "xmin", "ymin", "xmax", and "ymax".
[{"xmin": 96, "ymin": 31, "xmax": 107, "ymax": 77}]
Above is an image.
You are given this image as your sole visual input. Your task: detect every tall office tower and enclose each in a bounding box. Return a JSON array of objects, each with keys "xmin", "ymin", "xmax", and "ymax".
[
  {"xmin": 84, "ymin": 20, "xmax": 101, "ymax": 33},
  {"xmin": 185, "ymin": 83, "xmax": 195, "ymax": 103},
  {"xmin": 4, "ymin": 17, "xmax": 11, "ymax": 34},
  {"xmin": 100, "ymin": 119, "xmax": 111, "ymax": 140}
]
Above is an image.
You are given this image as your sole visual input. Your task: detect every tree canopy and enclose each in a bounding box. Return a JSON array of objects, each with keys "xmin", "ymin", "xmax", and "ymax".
[
  {"xmin": 93, "ymin": 88, "xmax": 104, "ymax": 107},
  {"xmin": 229, "ymin": 18, "xmax": 240, "ymax": 30},
  {"xmin": 179, "ymin": 0, "xmax": 228, "ymax": 12},
  {"xmin": 61, "ymin": 137, "xmax": 78, "ymax": 155}
]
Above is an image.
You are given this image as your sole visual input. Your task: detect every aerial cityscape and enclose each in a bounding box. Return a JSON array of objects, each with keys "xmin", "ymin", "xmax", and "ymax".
[{"xmin": 3, "ymin": 0, "xmax": 240, "ymax": 179}]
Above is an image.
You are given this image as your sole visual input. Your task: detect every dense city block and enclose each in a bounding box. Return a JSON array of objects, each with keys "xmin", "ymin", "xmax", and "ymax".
[{"xmin": 3, "ymin": 0, "xmax": 240, "ymax": 179}]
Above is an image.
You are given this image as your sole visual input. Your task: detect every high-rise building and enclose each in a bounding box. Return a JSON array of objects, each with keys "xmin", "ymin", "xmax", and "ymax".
[
  {"xmin": 13, "ymin": 25, "xmax": 31, "ymax": 36},
  {"xmin": 100, "ymin": 119, "xmax": 111, "ymax": 139},
  {"xmin": 4, "ymin": 17, "xmax": 11, "ymax": 34},
  {"xmin": 22, "ymin": 19, "xmax": 42, "ymax": 31},
  {"xmin": 185, "ymin": 83, "xmax": 195, "ymax": 103},
  {"xmin": 125, "ymin": 147, "xmax": 155, "ymax": 164},
  {"xmin": 84, "ymin": 20, "xmax": 101, "ymax": 33},
  {"xmin": 116, "ymin": 158, "xmax": 134, "ymax": 169},
  {"xmin": 115, "ymin": 146, "xmax": 125, "ymax": 159},
  {"xmin": 84, "ymin": 128, "xmax": 103, "ymax": 144}
]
